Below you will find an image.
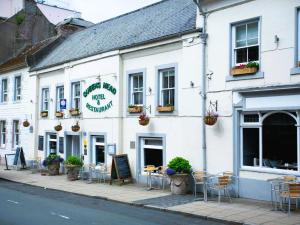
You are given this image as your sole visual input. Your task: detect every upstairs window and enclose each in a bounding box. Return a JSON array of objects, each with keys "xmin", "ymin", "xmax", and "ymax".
[
  {"xmin": 56, "ymin": 86, "xmax": 64, "ymax": 112},
  {"xmin": 0, "ymin": 121, "xmax": 6, "ymax": 148},
  {"xmin": 233, "ymin": 20, "xmax": 259, "ymax": 65},
  {"xmin": 159, "ymin": 68, "xmax": 175, "ymax": 107},
  {"xmin": 1, "ymin": 79, "xmax": 8, "ymax": 103},
  {"xmin": 71, "ymin": 82, "xmax": 81, "ymax": 110},
  {"xmin": 12, "ymin": 120, "xmax": 20, "ymax": 148},
  {"xmin": 129, "ymin": 72, "xmax": 144, "ymax": 106},
  {"xmin": 297, "ymin": 9, "xmax": 300, "ymax": 65},
  {"xmin": 14, "ymin": 76, "xmax": 21, "ymax": 101},
  {"xmin": 41, "ymin": 88, "xmax": 49, "ymax": 112}
]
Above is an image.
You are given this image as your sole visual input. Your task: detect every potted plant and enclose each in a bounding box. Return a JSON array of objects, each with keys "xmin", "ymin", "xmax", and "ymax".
[
  {"xmin": 157, "ymin": 104, "xmax": 174, "ymax": 112},
  {"xmin": 55, "ymin": 111, "xmax": 64, "ymax": 118},
  {"xmin": 69, "ymin": 108, "xmax": 81, "ymax": 116},
  {"xmin": 167, "ymin": 157, "xmax": 192, "ymax": 195},
  {"xmin": 42, "ymin": 154, "xmax": 64, "ymax": 176},
  {"xmin": 71, "ymin": 121, "xmax": 80, "ymax": 132},
  {"xmin": 64, "ymin": 155, "xmax": 83, "ymax": 181},
  {"xmin": 54, "ymin": 123, "xmax": 62, "ymax": 132},
  {"xmin": 128, "ymin": 105, "xmax": 143, "ymax": 113},
  {"xmin": 231, "ymin": 61, "xmax": 259, "ymax": 76},
  {"xmin": 139, "ymin": 112, "xmax": 149, "ymax": 126},
  {"xmin": 204, "ymin": 110, "xmax": 218, "ymax": 126},
  {"xmin": 41, "ymin": 111, "xmax": 48, "ymax": 118},
  {"xmin": 23, "ymin": 119, "xmax": 30, "ymax": 127}
]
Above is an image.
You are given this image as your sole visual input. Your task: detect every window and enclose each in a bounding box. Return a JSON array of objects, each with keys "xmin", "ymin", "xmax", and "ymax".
[
  {"xmin": 233, "ymin": 20, "xmax": 259, "ymax": 65},
  {"xmin": 129, "ymin": 73, "xmax": 144, "ymax": 105},
  {"xmin": 56, "ymin": 86, "xmax": 64, "ymax": 112},
  {"xmin": 1, "ymin": 79, "xmax": 8, "ymax": 102},
  {"xmin": 241, "ymin": 112, "xmax": 298, "ymax": 172},
  {"xmin": 0, "ymin": 121, "xmax": 6, "ymax": 148},
  {"xmin": 71, "ymin": 82, "xmax": 81, "ymax": 109},
  {"xmin": 48, "ymin": 134, "xmax": 57, "ymax": 154},
  {"xmin": 298, "ymin": 9, "xmax": 300, "ymax": 64},
  {"xmin": 92, "ymin": 136, "xmax": 105, "ymax": 165},
  {"xmin": 41, "ymin": 88, "xmax": 49, "ymax": 111},
  {"xmin": 14, "ymin": 76, "xmax": 21, "ymax": 101},
  {"xmin": 159, "ymin": 68, "xmax": 175, "ymax": 107},
  {"xmin": 141, "ymin": 138, "xmax": 163, "ymax": 169},
  {"xmin": 12, "ymin": 120, "xmax": 20, "ymax": 148}
]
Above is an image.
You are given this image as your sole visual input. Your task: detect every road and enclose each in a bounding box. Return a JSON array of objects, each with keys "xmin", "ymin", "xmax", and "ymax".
[{"xmin": 0, "ymin": 179, "xmax": 231, "ymax": 225}]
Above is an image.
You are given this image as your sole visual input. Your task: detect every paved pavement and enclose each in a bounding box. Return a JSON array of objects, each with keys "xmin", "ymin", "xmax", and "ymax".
[{"xmin": 0, "ymin": 166, "xmax": 299, "ymax": 225}]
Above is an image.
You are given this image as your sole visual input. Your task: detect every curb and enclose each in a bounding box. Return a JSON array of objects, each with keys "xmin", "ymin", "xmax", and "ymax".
[{"xmin": 0, "ymin": 178, "xmax": 243, "ymax": 225}]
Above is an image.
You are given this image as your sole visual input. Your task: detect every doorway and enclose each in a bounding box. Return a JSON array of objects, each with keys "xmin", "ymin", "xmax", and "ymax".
[
  {"xmin": 65, "ymin": 135, "xmax": 81, "ymax": 159},
  {"xmin": 91, "ymin": 136, "xmax": 105, "ymax": 165},
  {"xmin": 46, "ymin": 133, "xmax": 57, "ymax": 156}
]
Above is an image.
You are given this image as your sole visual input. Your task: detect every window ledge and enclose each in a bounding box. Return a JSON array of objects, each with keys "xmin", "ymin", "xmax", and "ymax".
[
  {"xmin": 290, "ymin": 67, "xmax": 300, "ymax": 75},
  {"xmin": 240, "ymin": 166, "xmax": 300, "ymax": 176},
  {"xmin": 226, "ymin": 71, "xmax": 264, "ymax": 82}
]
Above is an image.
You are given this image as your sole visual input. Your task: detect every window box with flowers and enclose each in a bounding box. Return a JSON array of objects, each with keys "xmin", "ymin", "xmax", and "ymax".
[
  {"xmin": 139, "ymin": 113, "xmax": 149, "ymax": 126},
  {"xmin": 41, "ymin": 111, "xmax": 48, "ymax": 118},
  {"xmin": 69, "ymin": 108, "xmax": 81, "ymax": 117},
  {"xmin": 231, "ymin": 62, "xmax": 259, "ymax": 76},
  {"xmin": 157, "ymin": 104, "xmax": 174, "ymax": 112},
  {"xmin": 128, "ymin": 105, "xmax": 143, "ymax": 113},
  {"xmin": 55, "ymin": 111, "xmax": 64, "ymax": 118}
]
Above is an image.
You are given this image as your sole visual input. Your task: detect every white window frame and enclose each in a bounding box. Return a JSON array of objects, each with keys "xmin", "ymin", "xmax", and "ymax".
[
  {"xmin": 129, "ymin": 73, "xmax": 144, "ymax": 106},
  {"xmin": 1, "ymin": 78, "xmax": 8, "ymax": 103},
  {"xmin": 47, "ymin": 133, "xmax": 57, "ymax": 155},
  {"xmin": 297, "ymin": 9, "xmax": 300, "ymax": 63},
  {"xmin": 159, "ymin": 68, "xmax": 175, "ymax": 107},
  {"xmin": 141, "ymin": 138, "xmax": 163, "ymax": 174},
  {"xmin": 92, "ymin": 136, "xmax": 105, "ymax": 165},
  {"xmin": 71, "ymin": 82, "xmax": 81, "ymax": 110},
  {"xmin": 41, "ymin": 88, "xmax": 49, "ymax": 111},
  {"xmin": 232, "ymin": 19, "xmax": 260, "ymax": 66},
  {"xmin": 56, "ymin": 86, "xmax": 64, "ymax": 112},
  {"xmin": 14, "ymin": 76, "xmax": 21, "ymax": 101},
  {"xmin": 0, "ymin": 120, "xmax": 6, "ymax": 148},
  {"xmin": 240, "ymin": 111, "xmax": 300, "ymax": 175},
  {"xmin": 12, "ymin": 120, "xmax": 20, "ymax": 148}
]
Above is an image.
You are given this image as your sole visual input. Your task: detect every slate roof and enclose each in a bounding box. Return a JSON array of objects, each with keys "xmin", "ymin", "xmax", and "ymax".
[
  {"xmin": 56, "ymin": 17, "xmax": 94, "ymax": 28},
  {"xmin": 32, "ymin": 0, "xmax": 198, "ymax": 71}
]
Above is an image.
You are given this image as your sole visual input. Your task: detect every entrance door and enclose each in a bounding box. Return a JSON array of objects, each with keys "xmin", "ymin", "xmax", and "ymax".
[
  {"xmin": 92, "ymin": 136, "xmax": 105, "ymax": 165},
  {"xmin": 65, "ymin": 135, "xmax": 80, "ymax": 158},
  {"xmin": 47, "ymin": 133, "xmax": 57, "ymax": 155}
]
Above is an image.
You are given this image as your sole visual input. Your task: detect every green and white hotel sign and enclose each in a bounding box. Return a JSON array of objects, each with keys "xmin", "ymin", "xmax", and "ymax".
[{"xmin": 83, "ymin": 82, "xmax": 117, "ymax": 113}]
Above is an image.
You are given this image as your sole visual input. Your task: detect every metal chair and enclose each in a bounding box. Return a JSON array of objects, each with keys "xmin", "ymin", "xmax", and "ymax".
[
  {"xmin": 207, "ymin": 175, "xmax": 232, "ymax": 203},
  {"xmin": 192, "ymin": 171, "xmax": 207, "ymax": 200},
  {"xmin": 153, "ymin": 166, "xmax": 168, "ymax": 189},
  {"xmin": 280, "ymin": 182, "xmax": 300, "ymax": 214}
]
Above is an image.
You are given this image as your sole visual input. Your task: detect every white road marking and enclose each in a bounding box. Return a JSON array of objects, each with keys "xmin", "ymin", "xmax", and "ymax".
[
  {"xmin": 7, "ymin": 200, "xmax": 19, "ymax": 204},
  {"xmin": 50, "ymin": 212, "xmax": 70, "ymax": 220}
]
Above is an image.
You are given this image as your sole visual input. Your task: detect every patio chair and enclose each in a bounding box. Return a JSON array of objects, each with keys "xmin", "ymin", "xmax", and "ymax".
[
  {"xmin": 152, "ymin": 166, "xmax": 168, "ymax": 189},
  {"xmin": 191, "ymin": 171, "xmax": 207, "ymax": 199},
  {"xmin": 207, "ymin": 175, "xmax": 232, "ymax": 203},
  {"xmin": 280, "ymin": 182, "xmax": 300, "ymax": 214}
]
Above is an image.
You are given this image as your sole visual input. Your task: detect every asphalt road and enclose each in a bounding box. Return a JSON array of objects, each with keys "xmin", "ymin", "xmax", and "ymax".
[{"xmin": 0, "ymin": 179, "xmax": 231, "ymax": 225}]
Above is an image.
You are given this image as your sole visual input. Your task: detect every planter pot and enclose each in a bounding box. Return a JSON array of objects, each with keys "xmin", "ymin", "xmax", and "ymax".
[
  {"xmin": 55, "ymin": 112, "xmax": 64, "ymax": 118},
  {"xmin": 231, "ymin": 67, "xmax": 257, "ymax": 76},
  {"xmin": 69, "ymin": 109, "xmax": 81, "ymax": 116},
  {"xmin": 41, "ymin": 111, "xmax": 48, "ymax": 118},
  {"xmin": 169, "ymin": 173, "xmax": 189, "ymax": 195},
  {"xmin": 48, "ymin": 162, "xmax": 60, "ymax": 176},
  {"xmin": 139, "ymin": 118, "xmax": 149, "ymax": 126},
  {"xmin": 204, "ymin": 116, "xmax": 218, "ymax": 126},
  {"xmin": 23, "ymin": 120, "xmax": 30, "ymax": 127},
  {"xmin": 128, "ymin": 106, "xmax": 143, "ymax": 113},
  {"xmin": 54, "ymin": 124, "xmax": 62, "ymax": 132},
  {"xmin": 65, "ymin": 165, "xmax": 81, "ymax": 181},
  {"xmin": 157, "ymin": 106, "xmax": 174, "ymax": 112}
]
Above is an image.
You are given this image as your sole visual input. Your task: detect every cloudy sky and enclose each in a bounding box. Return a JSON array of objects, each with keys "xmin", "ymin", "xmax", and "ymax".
[{"xmin": 44, "ymin": 0, "xmax": 161, "ymax": 23}]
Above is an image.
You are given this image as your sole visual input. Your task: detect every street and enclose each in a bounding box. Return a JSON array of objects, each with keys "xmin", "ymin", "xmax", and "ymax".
[{"xmin": 0, "ymin": 179, "xmax": 230, "ymax": 225}]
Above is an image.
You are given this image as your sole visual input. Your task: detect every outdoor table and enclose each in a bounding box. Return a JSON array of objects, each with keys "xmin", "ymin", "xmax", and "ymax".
[
  {"xmin": 200, "ymin": 173, "xmax": 214, "ymax": 202},
  {"xmin": 144, "ymin": 166, "xmax": 157, "ymax": 191}
]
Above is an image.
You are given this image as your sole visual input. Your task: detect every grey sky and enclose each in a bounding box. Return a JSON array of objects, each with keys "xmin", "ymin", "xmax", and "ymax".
[{"xmin": 44, "ymin": 0, "xmax": 161, "ymax": 23}]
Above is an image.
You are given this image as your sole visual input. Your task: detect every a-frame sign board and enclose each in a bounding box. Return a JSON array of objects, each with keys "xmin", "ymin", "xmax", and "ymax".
[
  {"xmin": 110, "ymin": 154, "xmax": 132, "ymax": 185},
  {"xmin": 13, "ymin": 147, "xmax": 26, "ymax": 169}
]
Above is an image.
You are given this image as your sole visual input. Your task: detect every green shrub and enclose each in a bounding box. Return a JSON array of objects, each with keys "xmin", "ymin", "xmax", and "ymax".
[
  {"xmin": 246, "ymin": 61, "xmax": 259, "ymax": 69},
  {"xmin": 167, "ymin": 157, "xmax": 191, "ymax": 173},
  {"xmin": 64, "ymin": 156, "xmax": 83, "ymax": 166},
  {"xmin": 15, "ymin": 14, "xmax": 25, "ymax": 25}
]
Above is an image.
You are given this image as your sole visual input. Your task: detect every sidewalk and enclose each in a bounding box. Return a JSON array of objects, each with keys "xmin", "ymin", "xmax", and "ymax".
[{"xmin": 0, "ymin": 166, "xmax": 299, "ymax": 225}]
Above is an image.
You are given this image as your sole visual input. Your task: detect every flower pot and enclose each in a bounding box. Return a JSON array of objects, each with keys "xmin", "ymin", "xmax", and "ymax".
[
  {"xmin": 69, "ymin": 109, "xmax": 80, "ymax": 116},
  {"xmin": 65, "ymin": 165, "xmax": 81, "ymax": 181},
  {"xmin": 48, "ymin": 162, "xmax": 60, "ymax": 176},
  {"xmin": 71, "ymin": 122, "xmax": 80, "ymax": 132},
  {"xmin": 157, "ymin": 106, "xmax": 174, "ymax": 112},
  {"xmin": 55, "ymin": 112, "xmax": 64, "ymax": 118},
  {"xmin": 204, "ymin": 116, "xmax": 217, "ymax": 126},
  {"xmin": 169, "ymin": 173, "xmax": 189, "ymax": 195},
  {"xmin": 128, "ymin": 106, "xmax": 143, "ymax": 113},
  {"xmin": 139, "ymin": 118, "xmax": 149, "ymax": 126},
  {"xmin": 54, "ymin": 124, "xmax": 62, "ymax": 132},
  {"xmin": 23, "ymin": 120, "xmax": 30, "ymax": 127},
  {"xmin": 41, "ymin": 111, "xmax": 48, "ymax": 118},
  {"xmin": 231, "ymin": 67, "xmax": 257, "ymax": 76}
]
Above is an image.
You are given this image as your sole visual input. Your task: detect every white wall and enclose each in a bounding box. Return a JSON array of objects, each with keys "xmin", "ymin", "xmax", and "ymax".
[{"xmin": 0, "ymin": 0, "xmax": 24, "ymax": 18}]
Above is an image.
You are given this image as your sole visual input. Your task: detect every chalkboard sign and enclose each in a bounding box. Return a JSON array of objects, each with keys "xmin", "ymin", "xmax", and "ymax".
[
  {"xmin": 38, "ymin": 136, "xmax": 44, "ymax": 151},
  {"xmin": 110, "ymin": 154, "xmax": 132, "ymax": 185},
  {"xmin": 59, "ymin": 137, "xmax": 64, "ymax": 154},
  {"xmin": 13, "ymin": 147, "xmax": 26, "ymax": 169}
]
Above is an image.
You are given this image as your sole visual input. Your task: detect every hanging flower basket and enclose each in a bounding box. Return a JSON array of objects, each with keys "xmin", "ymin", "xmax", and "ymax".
[
  {"xmin": 55, "ymin": 111, "xmax": 64, "ymax": 118},
  {"xmin": 54, "ymin": 123, "xmax": 62, "ymax": 132},
  {"xmin": 204, "ymin": 110, "xmax": 218, "ymax": 126},
  {"xmin": 138, "ymin": 113, "xmax": 149, "ymax": 126},
  {"xmin": 71, "ymin": 122, "xmax": 80, "ymax": 132},
  {"xmin": 23, "ymin": 120, "xmax": 30, "ymax": 127}
]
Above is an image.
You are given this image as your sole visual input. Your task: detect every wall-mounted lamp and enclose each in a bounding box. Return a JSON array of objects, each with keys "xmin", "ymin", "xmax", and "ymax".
[
  {"xmin": 206, "ymin": 71, "xmax": 214, "ymax": 80},
  {"xmin": 190, "ymin": 81, "xmax": 194, "ymax": 87},
  {"xmin": 274, "ymin": 35, "xmax": 279, "ymax": 44}
]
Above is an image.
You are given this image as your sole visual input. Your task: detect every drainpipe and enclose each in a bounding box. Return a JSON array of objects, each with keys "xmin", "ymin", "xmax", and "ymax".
[{"xmin": 193, "ymin": 0, "xmax": 208, "ymax": 171}]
